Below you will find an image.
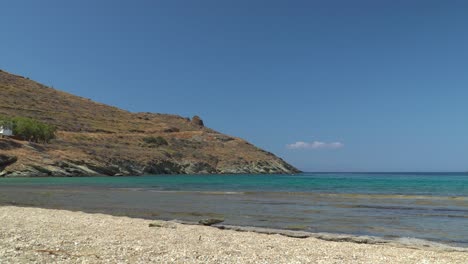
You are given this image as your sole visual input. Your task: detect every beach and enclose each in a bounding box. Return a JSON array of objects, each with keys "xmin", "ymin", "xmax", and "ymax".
[
  {"xmin": 1, "ymin": 173, "xmax": 467, "ymax": 248},
  {"xmin": 0, "ymin": 206, "xmax": 466, "ymax": 263}
]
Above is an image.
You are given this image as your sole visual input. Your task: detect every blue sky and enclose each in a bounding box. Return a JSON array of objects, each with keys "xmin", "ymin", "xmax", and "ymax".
[{"xmin": 1, "ymin": 1, "xmax": 468, "ymax": 171}]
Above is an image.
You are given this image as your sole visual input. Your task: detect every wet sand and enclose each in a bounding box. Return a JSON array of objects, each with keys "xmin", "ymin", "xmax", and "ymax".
[{"xmin": 1, "ymin": 206, "xmax": 467, "ymax": 263}]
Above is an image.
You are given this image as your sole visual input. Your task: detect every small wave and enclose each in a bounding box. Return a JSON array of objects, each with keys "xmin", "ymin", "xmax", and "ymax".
[
  {"xmin": 395, "ymin": 237, "xmax": 468, "ymax": 250},
  {"xmin": 130, "ymin": 190, "xmax": 248, "ymax": 195},
  {"xmin": 110, "ymin": 188, "xmax": 468, "ymax": 201},
  {"xmin": 346, "ymin": 204, "xmax": 468, "ymax": 213},
  {"xmin": 199, "ymin": 191, "xmax": 246, "ymax": 195},
  {"xmin": 325, "ymin": 193, "xmax": 468, "ymax": 201},
  {"xmin": 211, "ymin": 224, "xmax": 468, "ymax": 251},
  {"xmin": 225, "ymin": 191, "xmax": 468, "ymax": 201}
]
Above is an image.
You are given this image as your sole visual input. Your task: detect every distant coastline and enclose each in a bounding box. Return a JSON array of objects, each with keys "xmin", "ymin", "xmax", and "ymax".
[
  {"xmin": 304, "ymin": 171, "xmax": 468, "ymax": 175},
  {"xmin": 0, "ymin": 69, "xmax": 299, "ymax": 178}
]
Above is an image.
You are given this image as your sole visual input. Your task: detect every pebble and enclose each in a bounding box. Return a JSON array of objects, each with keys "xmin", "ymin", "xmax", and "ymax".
[{"xmin": 0, "ymin": 206, "xmax": 466, "ymax": 264}]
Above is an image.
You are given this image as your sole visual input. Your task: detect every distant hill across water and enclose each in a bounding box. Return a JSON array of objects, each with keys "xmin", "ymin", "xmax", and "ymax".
[{"xmin": 0, "ymin": 69, "xmax": 299, "ymax": 177}]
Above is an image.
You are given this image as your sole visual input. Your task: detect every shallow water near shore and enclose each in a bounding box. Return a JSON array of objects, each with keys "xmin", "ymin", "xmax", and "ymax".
[{"xmin": 0, "ymin": 172, "xmax": 467, "ymax": 247}]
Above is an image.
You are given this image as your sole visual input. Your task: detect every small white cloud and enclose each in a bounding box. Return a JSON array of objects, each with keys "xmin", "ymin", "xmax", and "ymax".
[{"xmin": 286, "ymin": 141, "xmax": 344, "ymax": 150}]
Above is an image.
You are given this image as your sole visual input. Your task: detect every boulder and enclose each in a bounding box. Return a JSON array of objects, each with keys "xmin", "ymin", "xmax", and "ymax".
[
  {"xmin": 198, "ymin": 218, "xmax": 224, "ymax": 226},
  {"xmin": 183, "ymin": 162, "xmax": 217, "ymax": 174},
  {"xmin": 0, "ymin": 154, "xmax": 18, "ymax": 168},
  {"xmin": 191, "ymin": 116, "xmax": 204, "ymax": 127}
]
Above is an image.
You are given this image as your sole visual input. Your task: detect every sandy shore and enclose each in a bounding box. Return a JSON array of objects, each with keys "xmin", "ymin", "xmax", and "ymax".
[{"xmin": 0, "ymin": 206, "xmax": 466, "ymax": 263}]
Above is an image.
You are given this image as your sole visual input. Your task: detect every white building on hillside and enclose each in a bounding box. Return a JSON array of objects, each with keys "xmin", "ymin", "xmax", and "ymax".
[{"xmin": 0, "ymin": 126, "xmax": 13, "ymax": 137}]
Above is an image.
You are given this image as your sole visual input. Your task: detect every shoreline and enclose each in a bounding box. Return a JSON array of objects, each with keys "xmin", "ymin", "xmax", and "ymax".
[
  {"xmin": 0, "ymin": 184, "xmax": 467, "ymax": 250},
  {"xmin": 3, "ymin": 202, "xmax": 467, "ymax": 252},
  {"xmin": 1, "ymin": 206, "xmax": 467, "ymax": 263},
  {"xmin": 174, "ymin": 220, "xmax": 468, "ymax": 252}
]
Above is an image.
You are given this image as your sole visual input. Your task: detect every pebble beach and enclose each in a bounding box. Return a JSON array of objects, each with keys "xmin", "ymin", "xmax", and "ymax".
[{"xmin": 0, "ymin": 206, "xmax": 467, "ymax": 263}]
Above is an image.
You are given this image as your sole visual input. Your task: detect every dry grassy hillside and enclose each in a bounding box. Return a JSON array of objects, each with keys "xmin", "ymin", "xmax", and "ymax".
[
  {"xmin": 0, "ymin": 69, "xmax": 208, "ymax": 133},
  {"xmin": 0, "ymin": 69, "xmax": 299, "ymax": 176}
]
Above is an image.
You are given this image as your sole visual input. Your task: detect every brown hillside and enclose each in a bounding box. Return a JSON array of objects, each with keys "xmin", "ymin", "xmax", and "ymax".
[{"xmin": 0, "ymin": 69, "xmax": 300, "ymax": 176}]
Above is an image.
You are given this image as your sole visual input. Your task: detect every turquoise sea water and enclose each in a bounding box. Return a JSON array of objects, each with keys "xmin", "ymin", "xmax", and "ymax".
[
  {"xmin": 0, "ymin": 172, "xmax": 467, "ymax": 247},
  {"xmin": 1, "ymin": 172, "xmax": 467, "ymax": 196}
]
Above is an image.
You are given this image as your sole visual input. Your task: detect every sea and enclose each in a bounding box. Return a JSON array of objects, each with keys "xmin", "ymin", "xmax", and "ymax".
[{"xmin": 0, "ymin": 172, "xmax": 467, "ymax": 247}]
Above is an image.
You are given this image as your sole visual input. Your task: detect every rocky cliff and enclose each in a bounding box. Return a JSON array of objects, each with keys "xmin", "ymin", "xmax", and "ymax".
[{"xmin": 0, "ymin": 69, "xmax": 300, "ymax": 177}]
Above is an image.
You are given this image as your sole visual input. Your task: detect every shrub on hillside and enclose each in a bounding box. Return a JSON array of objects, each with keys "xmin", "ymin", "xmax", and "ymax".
[
  {"xmin": 142, "ymin": 136, "xmax": 168, "ymax": 147},
  {"xmin": 0, "ymin": 115, "xmax": 56, "ymax": 143},
  {"xmin": 0, "ymin": 117, "xmax": 11, "ymax": 128}
]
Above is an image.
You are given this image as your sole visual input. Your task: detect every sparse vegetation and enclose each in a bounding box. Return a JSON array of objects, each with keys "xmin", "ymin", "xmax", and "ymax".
[
  {"xmin": 0, "ymin": 69, "xmax": 299, "ymax": 175},
  {"xmin": 0, "ymin": 115, "xmax": 56, "ymax": 143},
  {"xmin": 142, "ymin": 136, "xmax": 168, "ymax": 147}
]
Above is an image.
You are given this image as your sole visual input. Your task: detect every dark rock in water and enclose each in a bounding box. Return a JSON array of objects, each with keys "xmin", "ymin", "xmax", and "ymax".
[
  {"xmin": 191, "ymin": 116, "xmax": 204, "ymax": 127},
  {"xmin": 198, "ymin": 218, "xmax": 224, "ymax": 226}
]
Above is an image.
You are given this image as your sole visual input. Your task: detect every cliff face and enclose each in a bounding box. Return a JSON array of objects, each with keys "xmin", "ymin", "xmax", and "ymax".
[{"xmin": 0, "ymin": 70, "xmax": 300, "ymax": 177}]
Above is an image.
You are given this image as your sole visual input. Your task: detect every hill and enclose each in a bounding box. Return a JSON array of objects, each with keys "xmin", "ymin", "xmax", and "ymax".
[{"xmin": 0, "ymin": 69, "xmax": 299, "ymax": 177}]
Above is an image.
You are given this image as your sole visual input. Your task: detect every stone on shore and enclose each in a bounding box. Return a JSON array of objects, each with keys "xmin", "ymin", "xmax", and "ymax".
[{"xmin": 198, "ymin": 218, "xmax": 225, "ymax": 226}]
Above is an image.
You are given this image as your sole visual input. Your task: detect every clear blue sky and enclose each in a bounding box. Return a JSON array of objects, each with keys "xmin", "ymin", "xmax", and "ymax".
[{"xmin": 1, "ymin": 1, "xmax": 468, "ymax": 172}]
